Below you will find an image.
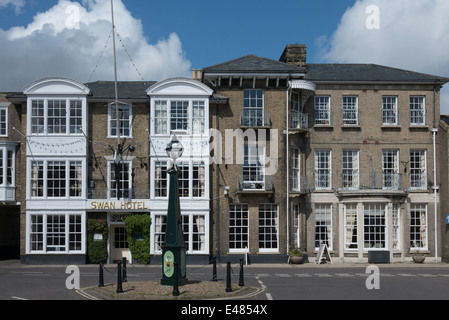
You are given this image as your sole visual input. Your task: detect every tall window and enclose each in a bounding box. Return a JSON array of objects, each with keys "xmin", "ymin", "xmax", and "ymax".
[
  {"xmin": 31, "ymin": 100, "xmax": 45, "ymax": 134},
  {"xmin": 109, "ymin": 104, "xmax": 131, "ymax": 137},
  {"xmin": 109, "ymin": 161, "xmax": 131, "ymax": 199},
  {"xmin": 243, "ymin": 143, "xmax": 265, "ymax": 189},
  {"xmin": 291, "ymin": 148, "xmax": 301, "ymax": 192},
  {"xmin": 314, "ymin": 96, "xmax": 331, "ymax": 125},
  {"xmin": 69, "ymin": 161, "xmax": 83, "ymax": 197},
  {"xmin": 154, "ymin": 215, "xmax": 167, "ymax": 252},
  {"xmin": 315, "ymin": 204, "xmax": 332, "ymax": 249},
  {"xmin": 344, "ymin": 204, "xmax": 358, "ymax": 250},
  {"xmin": 154, "ymin": 161, "xmax": 168, "ymax": 198},
  {"xmin": 47, "ymin": 161, "xmax": 66, "ymax": 198},
  {"xmin": 382, "ymin": 96, "xmax": 398, "ymax": 125},
  {"xmin": 70, "ymin": 100, "xmax": 83, "ymax": 134},
  {"xmin": 47, "ymin": 100, "xmax": 66, "ymax": 134},
  {"xmin": 0, "ymin": 148, "xmax": 14, "ymax": 187},
  {"xmin": 342, "ymin": 96, "xmax": 359, "ymax": 125},
  {"xmin": 154, "ymin": 101, "xmax": 168, "ymax": 134},
  {"xmin": 363, "ymin": 203, "xmax": 386, "ymax": 249},
  {"xmin": 0, "ymin": 107, "xmax": 7, "ymax": 136},
  {"xmin": 315, "ymin": 150, "xmax": 331, "ymax": 190},
  {"xmin": 382, "ymin": 149, "xmax": 399, "ymax": 189},
  {"xmin": 410, "ymin": 96, "xmax": 426, "ymax": 125},
  {"xmin": 410, "ymin": 204, "xmax": 427, "ymax": 250},
  {"xmin": 342, "ymin": 150, "xmax": 359, "ymax": 189},
  {"xmin": 192, "ymin": 101, "xmax": 205, "ymax": 134},
  {"xmin": 29, "ymin": 213, "xmax": 84, "ymax": 253},
  {"xmin": 292, "ymin": 204, "xmax": 300, "ymax": 248},
  {"xmin": 171, "ymin": 101, "xmax": 189, "ymax": 131},
  {"xmin": 229, "ymin": 204, "xmax": 249, "ymax": 251},
  {"xmin": 410, "ymin": 150, "xmax": 427, "ymax": 189},
  {"xmin": 242, "ymin": 89, "xmax": 264, "ymax": 127},
  {"xmin": 258, "ymin": 204, "xmax": 278, "ymax": 252}
]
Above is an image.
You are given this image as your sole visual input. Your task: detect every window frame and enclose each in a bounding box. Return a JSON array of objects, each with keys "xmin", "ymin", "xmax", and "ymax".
[
  {"xmin": 29, "ymin": 98, "xmax": 85, "ymax": 136},
  {"xmin": 258, "ymin": 203, "xmax": 279, "ymax": 253},
  {"xmin": 0, "ymin": 106, "xmax": 8, "ymax": 137},
  {"xmin": 29, "ymin": 159, "xmax": 85, "ymax": 199},
  {"xmin": 242, "ymin": 89, "xmax": 264, "ymax": 127},
  {"xmin": 363, "ymin": 203, "xmax": 387, "ymax": 250},
  {"xmin": 410, "ymin": 96, "xmax": 426, "ymax": 126},
  {"xmin": 382, "ymin": 96, "xmax": 399, "ymax": 125},
  {"xmin": 108, "ymin": 103, "xmax": 132, "ymax": 138},
  {"xmin": 410, "ymin": 204, "xmax": 428, "ymax": 251},
  {"xmin": 314, "ymin": 204, "xmax": 333, "ymax": 250},
  {"xmin": 314, "ymin": 149, "xmax": 332, "ymax": 190},
  {"xmin": 314, "ymin": 96, "xmax": 332, "ymax": 125},
  {"xmin": 342, "ymin": 96, "xmax": 359, "ymax": 125},
  {"xmin": 27, "ymin": 212, "xmax": 85, "ymax": 254},
  {"xmin": 410, "ymin": 149, "xmax": 427, "ymax": 190},
  {"xmin": 229, "ymin": 204, "xmax": 249, "ymax": 253}
]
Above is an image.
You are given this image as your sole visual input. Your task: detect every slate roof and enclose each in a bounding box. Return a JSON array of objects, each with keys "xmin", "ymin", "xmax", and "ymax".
[
  {"xmin": 305, "ymin": 64, "xmax": 449, "ymax": 84},
  {"xmin": 203, "ymin": 55, "xmax": 306, "ymax": 74},
  {"xmin": 85, "ymin": 81, "xmax": 156, "ymax": 100}
]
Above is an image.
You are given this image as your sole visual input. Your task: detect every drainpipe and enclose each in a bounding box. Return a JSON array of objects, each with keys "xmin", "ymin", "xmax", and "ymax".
[
  {"xmin": 432, "ymin": 85, "xmax": 438, "ymax": 262},
  {"xmin": 286, "ymin": 82, "xmax": 291, "ymax": 254}
]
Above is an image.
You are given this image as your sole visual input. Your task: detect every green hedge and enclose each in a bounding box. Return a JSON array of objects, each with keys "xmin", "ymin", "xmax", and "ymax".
[
  {"xmin": 125, "ymin": 214, "xmax": 152, "ymax": 264},
  {"xmin": 87, "ymin": 219, "xmax": 109, "ymax": 264}
]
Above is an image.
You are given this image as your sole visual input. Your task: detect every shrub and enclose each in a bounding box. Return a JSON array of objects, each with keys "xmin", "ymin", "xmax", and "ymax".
[
  {"xmin": 125, "ymin": 214, "xmax": 152, "ymax": 264},
  {"xmin": 87, "ymin": 219, "xmax": 109, "ymax": 264}
]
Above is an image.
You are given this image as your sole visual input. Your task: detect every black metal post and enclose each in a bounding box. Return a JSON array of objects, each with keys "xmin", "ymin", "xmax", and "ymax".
[
  {"xmin": 173, "ymin": 262, "xmax": 180, "ymax": 297},
  {"xmin": 116, "ymin": 261, "xmax": 123, "ymax": 293},
  {"xmin": 226, "ymin": 261, "xmax": 232, "ymax": 293},
  {"xmin": 211, "ymin": 256, "xmax": 217, "ymax": 282},
  {"xmin": 122, "ymin": 257, "xmax": 127, "ymax": 282},
  {"xmin": 98, "ymin": 259, "xmax": 104, "ymax": 288},
  {"xmin": 239, "ymin": 258, "xmax": 244, "ymax": 287}
]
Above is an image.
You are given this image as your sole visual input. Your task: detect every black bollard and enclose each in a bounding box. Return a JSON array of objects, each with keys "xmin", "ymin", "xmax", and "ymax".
[
  {"xmin": 211, "ymin": 256, "xmax": 217, "ymax": 282},
  {"xmin": 226, "ymin": 261, "xmax": 232, "ymax": 293},
  {"xmin": 98, "ymin": 259, "xmax": 104, "ymax": 288},
  {"xmin": 122, "ymin": 257, "xmax": 127, "ymax": 282},
  {"xmin": 173, "ymin": 262, "xmax": 180, "ymax": 297},
  {"xmin": 239, "ymin": 258, "xmax": 244, "ymax": 287},
  {"xmin": 116, "ymin": 261, "xmax": 123, "ymax": 294}
]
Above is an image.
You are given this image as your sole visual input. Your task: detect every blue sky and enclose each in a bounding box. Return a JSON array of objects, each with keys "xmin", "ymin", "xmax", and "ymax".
[
  {"xmin": 0, "ymin": 0, "xmax": 356, "ymax": 69},
  {"xmin": 0, "ymin": 0, "xmax": 448, "ymax": 112}
]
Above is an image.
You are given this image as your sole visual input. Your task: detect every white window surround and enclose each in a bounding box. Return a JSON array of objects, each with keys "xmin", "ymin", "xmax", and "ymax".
[
  {"xmin": 27, "ymin": 158, "xmax": 86, "ymax": 200},
  {"xmin": 26, "ymin": 211, "xmax": 86, "ymax": 255},
  {"xmin": 0, "ymin": 105, "xmax": 8, "ymax": 137},
  {"xmin": 108, "ymin": 103, "xmax": 133, "ymax": 138},
  {"xmin": 150, "ymin": 211, "xmax": 210, "ymax": 255},
  {"xmin": 150, "ymin": 158, "xmax": 209, "ymax": 200},
  {"xmin": 147, "ymin": 78, "xmax": 213, "ymax": 137}
]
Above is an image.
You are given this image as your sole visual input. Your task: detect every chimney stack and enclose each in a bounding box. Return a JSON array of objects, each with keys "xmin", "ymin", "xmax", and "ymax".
[
  {"xmin": 192, "ymin": 69, "xmax": 202, "ymax": 80},
  {"xmin": 279, "ymin": 44, "xmax": 307, "ymax": 67}
]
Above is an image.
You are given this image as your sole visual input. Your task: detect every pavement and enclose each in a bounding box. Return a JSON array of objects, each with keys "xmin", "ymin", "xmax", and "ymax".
[{"xmin": 1, "ymin": 259, "xmax": 448, "ymax": 269}]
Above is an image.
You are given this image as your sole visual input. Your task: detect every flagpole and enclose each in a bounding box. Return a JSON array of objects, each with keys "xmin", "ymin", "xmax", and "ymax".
[{"xmin": 111, "ymin": 0, "xmax": 120, "ymax": 147}]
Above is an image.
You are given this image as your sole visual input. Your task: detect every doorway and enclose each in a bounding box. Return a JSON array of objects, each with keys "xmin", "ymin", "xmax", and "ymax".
[{"xmin": 110, "ymin": 225, "xmax": 131, "ymax": 263}]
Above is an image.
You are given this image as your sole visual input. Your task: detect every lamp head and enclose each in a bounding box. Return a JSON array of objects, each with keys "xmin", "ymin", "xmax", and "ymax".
[{"xmin": 166, "ymin": 135, "xmax": 184, "ymax": 161}]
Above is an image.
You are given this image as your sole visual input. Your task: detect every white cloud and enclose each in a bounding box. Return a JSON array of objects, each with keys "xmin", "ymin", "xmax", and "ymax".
[
  {"xmin": 317, "ymin": 0, "xmax": 449, "ymax": 114},
  {"xmin": 0, "ymin": 0, "xmax": 25, "ymax": 13},
  {"xmin": 0, "ymin": 0, "xmax": 191, "ymax": 91}
]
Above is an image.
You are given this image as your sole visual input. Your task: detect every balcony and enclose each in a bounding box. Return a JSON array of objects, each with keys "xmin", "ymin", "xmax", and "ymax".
[
  {"xmin": 88, "ymin": 188, "xmax": 150, "ymax": 200},
  {"xmin": 240, "ymin": 110, "xmax": 271, "ymax": 128},
  {"xmin": 237, "ymin": 175, "xmax": 273, "ymax": 195},
  {"xmin": 289, "ymin": 110, "xmax": 308, "ymax": 132},
  {"xmin": 337, "ymin": 172, "xmax": 406, "ymax": 197},
  {"xmin": 0, "ymin": 186, "xmax": 15, "ymax": 202}
]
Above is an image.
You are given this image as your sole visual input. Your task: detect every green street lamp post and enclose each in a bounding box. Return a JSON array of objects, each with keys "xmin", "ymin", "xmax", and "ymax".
[{"xmin": 161, "ymin": 135, "xmax": 188, "ymax": 286}]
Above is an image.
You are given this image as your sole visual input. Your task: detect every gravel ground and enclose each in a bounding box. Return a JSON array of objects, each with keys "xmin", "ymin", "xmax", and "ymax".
[{"xmin": 89, "ymin": 280, "xmax": 250, "ymax": 300}]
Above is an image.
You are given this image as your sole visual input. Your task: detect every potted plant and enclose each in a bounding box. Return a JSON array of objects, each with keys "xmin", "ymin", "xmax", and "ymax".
[
  {"xmin": 411, "ymin": 244, "xmax": 426, "ymax": 263},
  {"xmin": 289, "ymin": 248, "xmax": 304, "ymax": 264}
]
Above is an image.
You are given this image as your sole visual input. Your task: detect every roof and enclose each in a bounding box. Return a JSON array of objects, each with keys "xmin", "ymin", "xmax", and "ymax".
[
  {"xmin": 203, "ymin": 55, "xmax": 306, "ymax": 74},
  {"xmin": 86, "ymin": 81, "xmax": 156, "ymax": 100},
  {"xmin": 305, "ymin": 64, "xmax": 449, "ymax": 84}
]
